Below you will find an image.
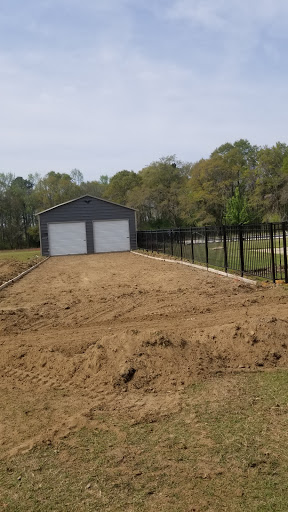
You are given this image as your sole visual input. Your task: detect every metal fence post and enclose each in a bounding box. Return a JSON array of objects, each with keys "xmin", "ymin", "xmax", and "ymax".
[
  {"xmin": 239, "ymin": 225, "xmax": 244, "ymax": 277},
  {"xmin": 282, "ymin": 222, "xmax": 288, "ymax": 284},
  {"xmin": 190, "ymin": 227, "xmax": 194, "ymax": 263},
  {"xmin": 223, "ymin": 225, "xmax": 228, "ymax": 273},
  {"xmin": 205, "ymin": 226, "xmax": 209, "ymax": 268},
  {"xmin": 269, "ymin": 223, "xmax": 276, "ymax": 283},
  {"xmin": 135, "ymin": 222, "xmax": 285, "ymax": 283}
]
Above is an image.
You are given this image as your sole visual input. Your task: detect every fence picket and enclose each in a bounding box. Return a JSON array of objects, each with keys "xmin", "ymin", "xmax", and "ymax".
[
  {"xmin": 137, "ymin": 222, "xmax": 288, "ymax": 283},
  {"xmin": 282, "ymin": 222, "xmax": 288, "ymax": 284}
]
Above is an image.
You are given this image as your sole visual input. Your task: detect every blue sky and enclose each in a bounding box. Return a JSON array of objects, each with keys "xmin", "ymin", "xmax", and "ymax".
[{"xmin": 1, "ymin": 0, "xmax": 288, "ymax": 180}]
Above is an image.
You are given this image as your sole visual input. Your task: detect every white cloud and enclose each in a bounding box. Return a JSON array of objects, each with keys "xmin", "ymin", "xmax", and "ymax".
[
  {"xmin": 166, "ymin": 0, "xmax": 288, "ymax": 28},
  {"xmin": 0, "ymin": 0, "xmax": 288, "ymax": 178},
  {"xmin": 166, "ymin": 0, "xmax": 227, "ymax": 29}
]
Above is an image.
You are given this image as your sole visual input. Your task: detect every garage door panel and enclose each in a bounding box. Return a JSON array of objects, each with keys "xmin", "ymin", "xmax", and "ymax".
[
  {"xmin": 48, "ymin": 222, "xmax": 87, "ymax": 256},
  {"xmin": 93, "ymin": 220, "xmax": 130, "ymax": 253}
]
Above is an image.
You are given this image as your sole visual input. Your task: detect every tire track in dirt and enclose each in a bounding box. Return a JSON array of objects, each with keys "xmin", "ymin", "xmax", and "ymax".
[{"xmin": 0, "ymin": 253, "xmax": 288, "ymax": 457}]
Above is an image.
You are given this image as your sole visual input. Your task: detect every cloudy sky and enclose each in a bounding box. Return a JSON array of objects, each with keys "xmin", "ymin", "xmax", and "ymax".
[{"xmin": 1, "ymin": 0, "xmax": 288, "ymax": 180}]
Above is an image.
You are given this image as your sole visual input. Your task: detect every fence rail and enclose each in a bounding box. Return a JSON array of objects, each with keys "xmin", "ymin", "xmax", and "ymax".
[{"xmin": 137, "ymin": 223, "xmax": 288, "ymax": 283}]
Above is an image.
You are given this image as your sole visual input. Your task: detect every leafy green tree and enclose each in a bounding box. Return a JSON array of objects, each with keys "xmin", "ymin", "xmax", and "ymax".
[
  {"xmin": 0, "ymin": 174, "xmax": 37, "ymax": 248},
  {"xmin": 184, "ymin": 140, "xmax": 260, "ymax": 225},
  {"xmin": 212, "ymin": 139, "xmax": 258, "ymax": 170},
  {"xmin": 252, "ymin": 143, "xmax": 288, "ymax": 221},
  {"xmin": 1, "ymin": 138, "xmax": 288, "ymax": 248},
  {"xmin": 211, "ymin": 139, "xmax": 259, "ymax": 196},
  {"xmin": 184, "ymin": 156, "xmax": 233, "ymax": 225},
  {"xmin": 224, "ymin": 187, "xmax": 251, "ymax": 224},
  {"xmin": 34, "ymin": 171, "xmax": 80, "ymax": 210},
  {"xmin": 11, "ymin": 177, "xmax": 36, "ymax": 246},
  {"xmin": 79, "ymin": 180, "xmax": 107, "ymax": 198},
  {"xmin": 128, "ymin": 156, "xmax": 190, "ymax": 228},
  {"xmin": 99, "ymin": 175, "xmax": 109, "ymax": 185},
  {"xmin": 0, "ymin": 173, "xmax": 15, "ymax": 248},
  {"xmin": 70, "ymin": 169, "xmax": 84, "ymax": 186},
  {"xmin": 104, "ymin": 170, "xmax": 141, "ymax": 205}
]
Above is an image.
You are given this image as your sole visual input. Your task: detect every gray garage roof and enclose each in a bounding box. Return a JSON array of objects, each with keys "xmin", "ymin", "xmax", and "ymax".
[{"xmin": 36, "ymin": 195, "xmax": 136, "ymax": 215}]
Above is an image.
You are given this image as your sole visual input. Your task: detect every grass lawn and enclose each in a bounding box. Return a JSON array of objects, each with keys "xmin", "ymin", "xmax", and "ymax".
[
  {"xmin": 1, "ymin": 371, "xmax": 288, "ymax": 511},
  {"xmin": 0, "ymin": 249, "xmax": 41, "ymax": 262},
  {"xmin": 146, "ymin": 236, "xmax": 288, "ymax": 281}
]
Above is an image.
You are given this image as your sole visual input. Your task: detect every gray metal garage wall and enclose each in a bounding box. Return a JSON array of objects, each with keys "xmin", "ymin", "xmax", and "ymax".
[{"xmin": 38, "ymin": 196, "xmax": 137, "ymax": 256}]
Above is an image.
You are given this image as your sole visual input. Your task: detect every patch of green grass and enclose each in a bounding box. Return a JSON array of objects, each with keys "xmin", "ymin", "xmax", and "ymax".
[
  {"xmin": 188, "ymin": 371, "xmax": 288, "ymax": 511},
  {"xmin": 1, "ymin": 372, "xmax": 288, "ymax": 511},
  {"xmin": 0, "ymin": 249, "xmax": 41, "ymax": 262},
  {"xmin": 141, "ymin": 235, "xmax": 288, "ymax": 281}
]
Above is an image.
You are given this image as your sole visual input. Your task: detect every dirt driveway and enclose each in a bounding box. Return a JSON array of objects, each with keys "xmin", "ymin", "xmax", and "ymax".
[{"xmin": 0, "ymin": 252, "xmax": 288, "ymax": 458}]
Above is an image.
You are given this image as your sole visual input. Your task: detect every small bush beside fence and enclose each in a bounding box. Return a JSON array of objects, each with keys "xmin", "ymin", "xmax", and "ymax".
[{"xmin": 137, "ymin": 223, "xmax": 288, "ymax": 283}]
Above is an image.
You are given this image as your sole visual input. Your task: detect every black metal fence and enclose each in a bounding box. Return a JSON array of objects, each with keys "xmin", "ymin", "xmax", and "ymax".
[{"xmin": 137, "ymin": 223, "xmax": 288, "ymax": 283}]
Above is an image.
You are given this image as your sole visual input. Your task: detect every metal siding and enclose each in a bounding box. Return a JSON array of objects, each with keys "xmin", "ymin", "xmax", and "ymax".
[
  {"xmin": 39, "ymin": 196, "xmax": 137, "ymax": 256},
  {"xmin": 85, "ymin": 220, "xmax": 94, "ymax": 254}
]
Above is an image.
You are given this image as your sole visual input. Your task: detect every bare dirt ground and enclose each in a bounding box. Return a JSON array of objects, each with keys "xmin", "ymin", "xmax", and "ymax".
[
  {"xmin": 0, "ymin": 252, "xmax": 288, "ymax": 462},
  {"xmin": 0, "ymin": 257, "xmax": 41, "ymax": 286}
]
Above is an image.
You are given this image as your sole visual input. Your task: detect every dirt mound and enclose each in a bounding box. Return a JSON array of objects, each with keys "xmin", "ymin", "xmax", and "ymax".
[
  {"xmin": 2, "ymin": 319, "xmax": 288, "ymax": 395},
  {"xmin": 0, "ymin": 257, "xmax": 41, "ymax": 285},
  {"xmin": 0, "ymin": 253, "xmax": 288, "ymax": 457}
]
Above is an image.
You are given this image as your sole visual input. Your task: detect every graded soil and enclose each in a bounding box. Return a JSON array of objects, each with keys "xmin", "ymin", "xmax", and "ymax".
[
  {"xmin": 0, "ymin": 257, "xmax": 42, "ymax": 286},
  {"xmin": 0, "ymin": 253, "xmax": 288, "ymax": 459}
]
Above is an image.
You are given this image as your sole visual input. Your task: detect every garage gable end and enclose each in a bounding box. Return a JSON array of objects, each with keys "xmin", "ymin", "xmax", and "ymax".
[{"xmin": 38, "ymin": 196, "xmax": 137, "ymax": 256}]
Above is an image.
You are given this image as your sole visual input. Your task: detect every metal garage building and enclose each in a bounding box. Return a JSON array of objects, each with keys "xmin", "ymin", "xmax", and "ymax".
[{"xmin": 37, "ymin": 195, "xmax": 137, "ymax": 256}]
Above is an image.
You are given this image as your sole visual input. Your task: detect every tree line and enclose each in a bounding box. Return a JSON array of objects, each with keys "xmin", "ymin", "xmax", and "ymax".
[{"xmin": 1, "ymin": 139, "xmax": 288, "ymax": 249}]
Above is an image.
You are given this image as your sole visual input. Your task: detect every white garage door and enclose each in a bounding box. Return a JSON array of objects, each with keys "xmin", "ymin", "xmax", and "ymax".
[
  {"xmin": 48, "ymin": 222, "xmax": 87, "ymax": 256},
  {"xmin": 93, "ymin": 219, "xmax": 130, "ymax": 253}
]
